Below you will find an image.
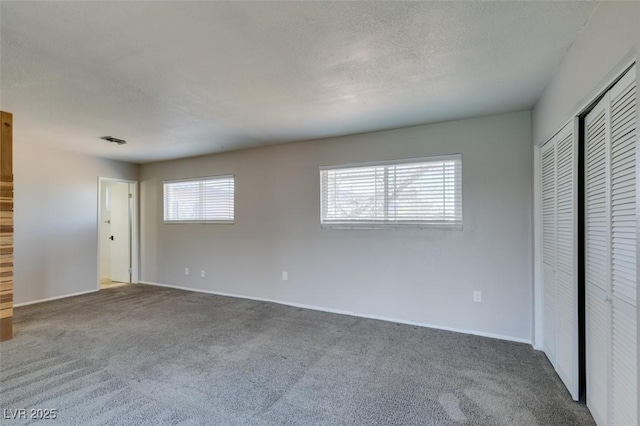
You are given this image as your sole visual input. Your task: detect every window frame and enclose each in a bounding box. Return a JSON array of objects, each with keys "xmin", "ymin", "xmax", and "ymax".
[
  {"xmin": 163, "ymin": 174, "xmax": 235, "ymax": 224},
  {"xmin": 319, "ymin": 154, "xmax": 463, "ymax": 230}
]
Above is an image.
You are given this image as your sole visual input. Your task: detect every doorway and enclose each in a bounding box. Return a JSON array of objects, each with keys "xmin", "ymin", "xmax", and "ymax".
[{"xmin": 98, "ymin": 178, "xmax": 138, "ymax": 290}]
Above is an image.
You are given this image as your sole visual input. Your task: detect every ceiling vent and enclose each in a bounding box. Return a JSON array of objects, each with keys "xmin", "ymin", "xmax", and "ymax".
[{"xmin": 100, "ymin": 136, "xmax": 127, "ymax": 145}]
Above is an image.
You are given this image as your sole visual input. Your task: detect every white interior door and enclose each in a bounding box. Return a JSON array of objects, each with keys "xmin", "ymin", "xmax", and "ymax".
[
  {"xmin": 607, "ymin": 66, "xmax": 637, "ymax": 426},
  {"xmin": 585, "ymin": 65, "xmax": 636, "ymax": 426},
  {"xmin": 541, "ymin": 121, "xmax": 579, "ymax": 400},
  {"xmin": 109, "ymin": 182, "xmax": 131, "ymax": 283},
  {"xmin": 541, "ymin": 140, "xmax": 558, "ymax": 365},
  {"xmin": 555, "ymin": 124, "xmax": 579, "ymax": 398},
  {"xmin": 585, "ymin": 93, "xmax": 610, "ymax": 426},
  {"xmin": 100, "ymin": 184, "xmax": 111, "ymax": 280}
]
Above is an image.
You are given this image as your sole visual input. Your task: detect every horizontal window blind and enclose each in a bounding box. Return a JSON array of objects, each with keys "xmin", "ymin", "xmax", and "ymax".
[
  {"xmin": 164, "ymin": 175, "xmax": 234, "ymax": 223},
  {"xmin": 320, "ymin": 155, "xmax": 462, "ymax": 228}
]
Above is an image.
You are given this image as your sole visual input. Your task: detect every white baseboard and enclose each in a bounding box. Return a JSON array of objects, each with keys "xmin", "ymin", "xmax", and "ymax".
[
  {"xmin": 139, "ymin": 280, "xmax": 532, "ymax": 345},
  {"xmin": 14, "ymin": 289, "xmax": 100, "ymax": 308}
]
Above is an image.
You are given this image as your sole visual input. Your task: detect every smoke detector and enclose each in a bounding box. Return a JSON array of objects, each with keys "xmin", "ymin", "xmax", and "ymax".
[{"xmin": 100, "ymin": 136, "xmax": 127, "ymax": 145}]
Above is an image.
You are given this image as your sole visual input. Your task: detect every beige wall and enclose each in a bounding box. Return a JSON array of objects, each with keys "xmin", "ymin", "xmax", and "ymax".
[
  {"xmin": 140, "ymin": 111, "xmax": 533, "ymax": 342},
  {"xmin": 14, "ymin": 142, "xmax": 138, "ymax": 304}
]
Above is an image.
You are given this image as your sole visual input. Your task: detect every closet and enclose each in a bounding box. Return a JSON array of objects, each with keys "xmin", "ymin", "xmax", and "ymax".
[
  {"xmin": 541, "ymin": 121, "xmax": 579, "ymax": 399},
  {"xmin": 585, "ymin": 66, "xmax": 636, "ymax": 425},
  {"xmin": 541, "ymin": 64, "xmax": 636, "ymax": 425}
]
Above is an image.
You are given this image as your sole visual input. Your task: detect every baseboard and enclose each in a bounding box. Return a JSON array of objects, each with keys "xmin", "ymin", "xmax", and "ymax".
[
  {"xmin": 14, "ymin": 289, "xmax": 100, "ymax": 308},
  {"xmin": 139, "ymin": 281, "xmax": 532, "ymax": 345}
]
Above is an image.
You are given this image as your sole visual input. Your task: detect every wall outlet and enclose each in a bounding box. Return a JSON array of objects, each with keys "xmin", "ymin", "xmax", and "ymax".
[
  {"xmin": 185, "ymin": 267, "xmax": 189, "ymax": 276},
  {"xmin": 282, "ymin": 271, "xmax": 288, "ymax": 281},
  {"xmin": 473, "ymin": 291, "xmax": 482, "ymax": 303},
  {"xmin": 201, "ymin": 270, "xmax": 205, "ymax": 278}
]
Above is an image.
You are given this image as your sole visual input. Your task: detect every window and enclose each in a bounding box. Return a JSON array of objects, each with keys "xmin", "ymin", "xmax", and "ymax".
[
  {"xmin": 164, "ymin": 175, "xmax": 234, "ymax": 223},
  {"xmin": 320, "ymin": 155, "xmax": 462, "ymax": 228}
]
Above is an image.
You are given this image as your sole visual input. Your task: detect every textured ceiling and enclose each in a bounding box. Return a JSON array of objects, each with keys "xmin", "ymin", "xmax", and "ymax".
[{"xmin": 1, "ymin": 1, "xmax": 597, "ymax": 163}]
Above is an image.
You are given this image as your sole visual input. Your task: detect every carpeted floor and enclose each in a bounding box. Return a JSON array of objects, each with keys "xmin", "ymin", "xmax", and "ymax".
[{"xmin": 1, "ymin": 284, "xmax": 594, "ymax": 425}]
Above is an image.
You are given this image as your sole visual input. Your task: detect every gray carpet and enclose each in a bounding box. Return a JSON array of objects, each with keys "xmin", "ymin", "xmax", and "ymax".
[{"xmin": 1, "ymin": 284, "xmax": 594, "ymax": 425}]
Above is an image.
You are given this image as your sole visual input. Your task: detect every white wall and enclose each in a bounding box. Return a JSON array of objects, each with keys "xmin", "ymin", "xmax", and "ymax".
[
  {"xmin": 14, "ymin": 142, "xmax": 138, "ymax": 304},
  {"xmin": 531, "ymin": 2, "xmax": 639, "ymax": 418},
  {"xmin": 532, "ymin": 4, "xmax": 639, "ymax": 347},
  {"xmin": 532, "ymin": 2, "xmax": 639, "ymax": 145},
  {"xmin": 140, "ymin": 111, "xmax": 533, "ymax": 342}
]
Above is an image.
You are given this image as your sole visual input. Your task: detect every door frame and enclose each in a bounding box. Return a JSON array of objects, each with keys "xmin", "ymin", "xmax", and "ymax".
[{"xmin": 97, "ymin": 177, "xmax": 139, "ymax": 289}]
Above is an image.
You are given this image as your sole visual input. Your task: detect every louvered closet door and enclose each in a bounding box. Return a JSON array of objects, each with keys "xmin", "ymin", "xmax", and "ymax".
[
  {"xmin": 586, "ymin": 94, "xmax": 611, "ymax": 426},
  {"xmin": 541, "ymin": 122, "xmax": 578, "ymax": 400},
  {"xmin": 609, "ymin": 67, "xmax": 636, "ymax": 426},
  {"xmin": 542, "ymin": 141, "xmax": 557, "ymax": 364},
  {"xmin": 555, "ymin": 126, "xmax": 578, "ymax": 397},
  {"xmin": 585, "ymin": 65, "xmax": 637, "ymax": 426}
]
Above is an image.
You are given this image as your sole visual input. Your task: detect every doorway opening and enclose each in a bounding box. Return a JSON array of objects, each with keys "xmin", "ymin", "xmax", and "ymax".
[{"xmin": 98, "ymin": 178, "xmax": 138, "ymax": 290}]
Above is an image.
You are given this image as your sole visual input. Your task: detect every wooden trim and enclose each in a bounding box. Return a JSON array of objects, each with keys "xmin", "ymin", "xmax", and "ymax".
[
  {"xmin": 0, "ymin": 316, "xmax": 12, "ymax": 340},
  {"xmin": 1, "ymin": 112, "xmax": 12, "ymax": 175},
  {"xmin": 0, "ymin": 111, "xmax": 13, "ymax": 341}
]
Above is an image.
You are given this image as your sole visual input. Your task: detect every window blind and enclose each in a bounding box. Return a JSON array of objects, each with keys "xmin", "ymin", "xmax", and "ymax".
[
  {"xmin": 320, "ymin": 155, "xmax": 462, "ymax": 228},
  {"xmin": 163, "ymin": 175, "xmax": 234, "ymax": 223}
]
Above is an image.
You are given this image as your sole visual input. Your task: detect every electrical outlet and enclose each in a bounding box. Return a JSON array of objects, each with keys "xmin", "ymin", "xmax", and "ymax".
[
  {"xmin": 201, "ymin": 270, "xmax": 205, "ymax": 278},
  {"xmin": 282, "ymin": 271, "xmax": 288, "ymax": 281},
  {"xmin": 473, "ymin": 291, "xmax": 482, "ymax": 303},
  {"xmin": 185, "ymin": 267, "xmax": 189, "ymax": 276}
]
